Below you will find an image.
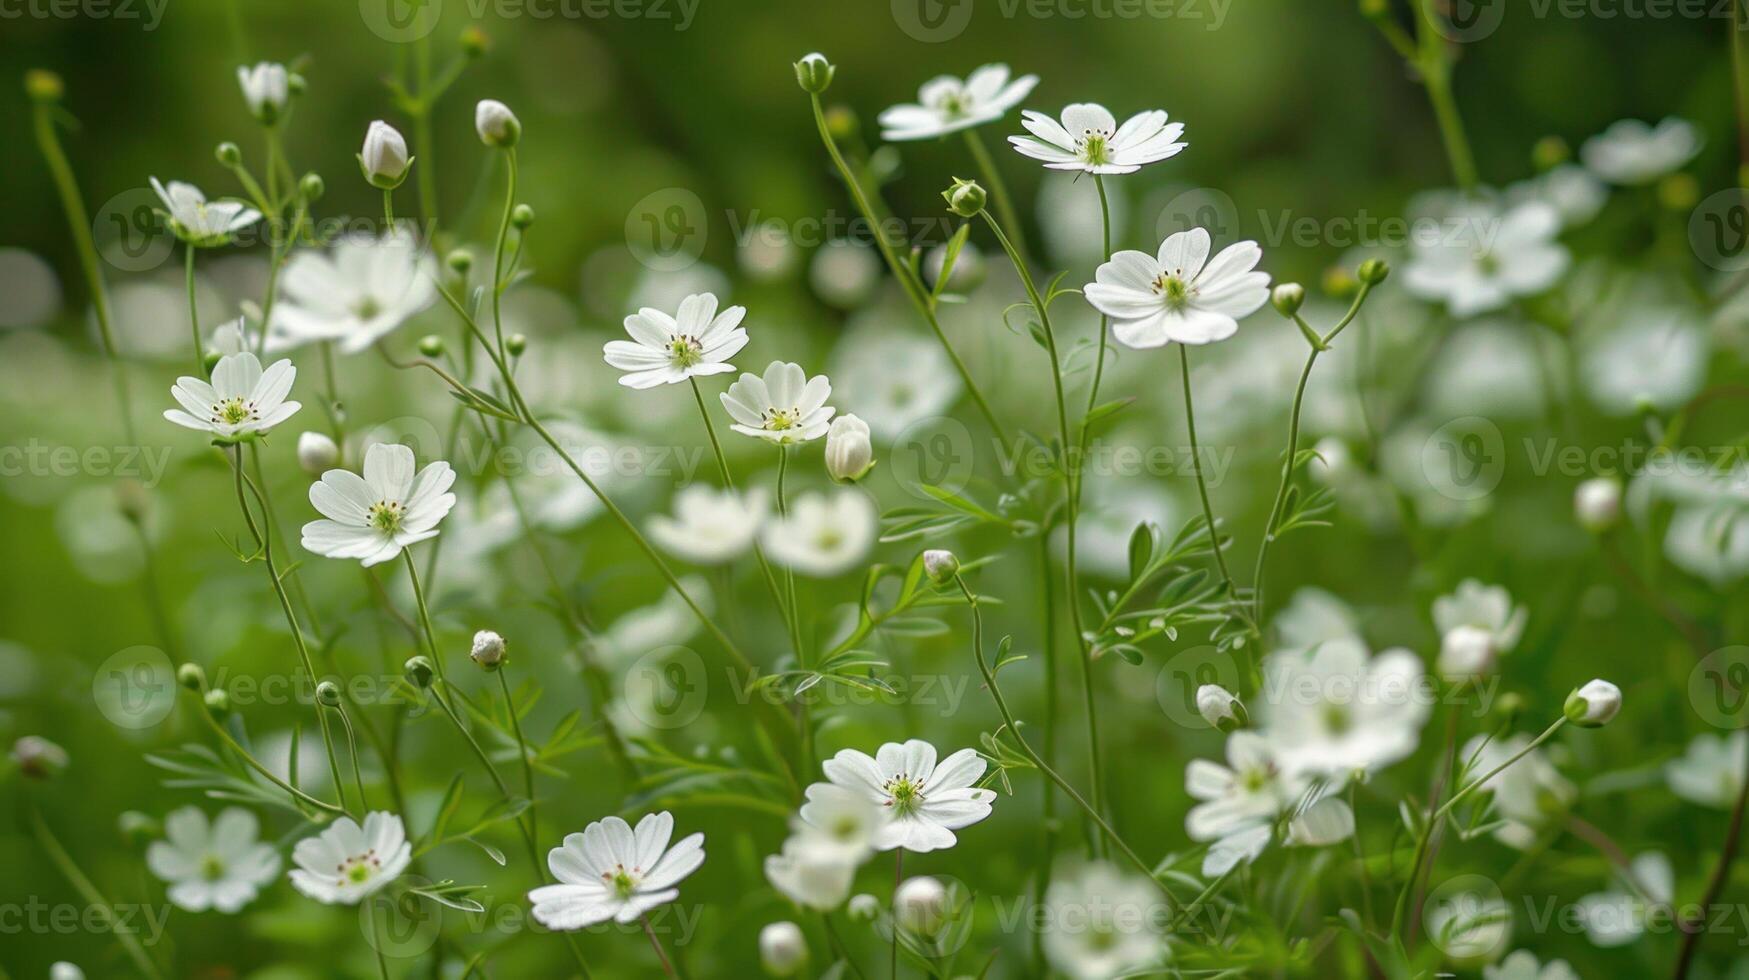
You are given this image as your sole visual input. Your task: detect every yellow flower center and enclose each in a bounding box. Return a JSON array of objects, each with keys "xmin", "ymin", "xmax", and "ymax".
[
  {"xmin": 369, "ymin": 500, "xmax": 404, "ymax": 534},
  {"xmin": 211, "ymin": 396, "xmax": 257, "ymax": 426}
]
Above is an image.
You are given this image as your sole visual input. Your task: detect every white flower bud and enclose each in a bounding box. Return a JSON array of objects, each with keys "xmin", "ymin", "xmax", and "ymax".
[
  {"xmin": 847, "ymin": 893, "xmax": 880, "ymax": 922},
  {"xmin": 758, "ymin": 921, "xmax": 808, "ymax": 977},
  {"xmin": 359, "ymin": 120, "xmax": 412, "ymax": 190},
  {"xmin": 237, "ymin": 62, "xmax": 289, "ymax": 125},
  {"xmin": 1565, "ymin": 678, "xmax": 1621, "ymax": 727},
  {"xmin": 12, "ymin": 735, "xmax": 69, "ymax": 779},
  {"xmin": 922, "ymin": 549, "xmax": 959, "ymax": 584},
  {"xmin": 1574, "ymin": 477, "xmax": 1622, "ymax": 533},
  {"xmin": 1195, "ymin": 684, "xmax": 1246, "ymax": 731},
  {"xmin": 475, "ymin": 99, "xmax": 521, "ymax": 148},
  {"xmin": 893, "ymin": 876, "xmax": 946, "ymax": 933},
  {"xmin": 824, "ymin": 414, "xmax": 875, "ymax": 483},
  {"xmin": 470, "ymin": 630, "xmax": 507, "ymax": 671},
  {"xmin": 297, "ymin": 431, "xmax": 340, "ymax": 475},
  {"xmin": 1437, "ymin": 624, "xmax": 1498, "ymax": 680}
]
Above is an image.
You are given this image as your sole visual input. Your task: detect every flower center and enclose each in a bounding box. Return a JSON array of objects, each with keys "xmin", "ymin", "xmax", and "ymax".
[
  {"xmin": 668, "ymin": 334, "xmax": 704, "ymax": 368},
  {"xmin": 337, "ymin": 848, "xmax": 381, "ymax": 886},
  {"xmin": 1323, "ymin": 703, "xmax": 1353, "ymax": 735},
  {"xmin": 369, "ymin": 500, "xmax": 405, "ymax": 534},
  {"xmin": 814, "ymin": 529, "xmax": 844, "ymax": 551},
  {"xmin": 935, "ymin": 90, "xmax": 969, "ymax": 118},
  {"xmin": 201, "ymin": 854, "xmax": 228, "ymax": 881},
  {"xmin": 762, "ymin": 407, "xmax": 801, "ymax": 431},
  {"xmin": 353, "ymin": 295, "xmax": 383, "ymax": 320},
  {"xmin": 1153, "ymin": 273, "xmax": 1191, "ymax": 311},
  {"xmin": 1077, "ymin": 128, "xmax": 1114, "ymax": 165},
  {"xmin": 1474, "ymin": 249, "xmax": 1499, "ymax": 276},
  {"xmin": 210, "ymin": 396, "xmax": 258, "ymax": 426},
  {"xmin": 602, "ymin": 864, "xmax": 642, "ymax": 899},
  {"xmin": 883, "ymin": 774, "xmax": 925, "ymax": 816},
  {"xmin": 1240, "ymin": 766, "xmax": 1271, "ymax": 794}
]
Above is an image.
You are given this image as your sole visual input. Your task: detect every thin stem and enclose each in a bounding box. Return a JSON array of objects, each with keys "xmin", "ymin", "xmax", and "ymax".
[
  {"xmin": 489, "ymin": 148, "xmax": 519, "ymax": 358},
  {"xmin": 332, "ymin": 701, "xmax": 372, "ymax": 813},
  {"xmin": 402, "ymin": 550, "xmax": 447, "ymax": 680},
  {"xmin": 776, "ymin": 446, "xmax": 814, "ymax": 779},
  {"xmin": 1673, "ymin": 715, "xmax": 1749, "ymax": 979},
  {"xmin": 954, "ymin": 575, "xmax": 1170, "ymax": 898},
  {"xmin": 196, "ymin": 704, "xmax": 345, "ymax": 815},
  {"xmin": 498, "ymin": 667, "xmax": 539, "ymax": 852},
  {"xmin": 1031, "ymin": 537, "xmax": 1059, "ymax": 974},
  {"xmin": 31, "ymin": 94, "xmax": 120, "ymax": 357},
  {"xmin": 369, "ymin": 899, "xmax": 392, "ymax": 980},
  {"xmin": 382, "ymin": 188, "xmax": 395, "ymax": 227},
  {"xmin": 643, "ymin": 915, "xmax": 679, "ymax": 978},
  {"xmin": 1413, "ymin": 0, "xmax": 1480, "ymax": 191},
  {"xmin": 1178, "ymin": 345, "xmax": 1240, "ymax": 598},
  {"xmin": 27, "ymin": 803, "xmax": 166, "ymax": 979},
  {"xmin": 1082, "ymin": 174, "xmax": 1114, "ymax": 420},
  {"xmin": 1170, "ymin": 862, "xmax": 1238, "ymax": 933},
  {"xmin": 964, "ymin": 128, "xmax": 1028, "ymax": 265},
  {"xmin": 806, "ymin": 92, "xmax": 1008, "ymax": 446},
  {"xmin": 185, "ymin": 244, "xmax": 204, "ymax": 373},
  {"xmin": 891, "ymin": 850, "xmax": 903, "ymax": 980}
]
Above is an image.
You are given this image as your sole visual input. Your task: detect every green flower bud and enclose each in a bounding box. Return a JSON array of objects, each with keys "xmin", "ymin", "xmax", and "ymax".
[
  {"xmin": 418, "ymin": 334, "xmax": 445, "ymax": 358},
  {"xmin": 177, "ymin": 662, "xmax": 207, "ymax": 691},
  {"xmin": 404, "ymin": 655, "xmax": 435, "ymax": 689},
  {"xmin": 203, "ymin": 688, "xmax": 230, "ymax": 715},
  {"xmin": 1564, "ymin": 679, "xmax": 1621, "ymax": 727},
  {"xmin": 506, "ymin": 334, "xmax": 528, "ymax": 357},
  {"xmin": 215, "ymin": 142, "xmax": 243, "ymax": 168},
  {"xmin": 1356, "ymin": 258, "xmax": 1390, "ymax": 285},
  {"xmin": 447, "ymin": 249, "xmax": 474, "ymax": 275},
  {"xmin": 1532, "ymin": 135, "xmax": 1570, "ymax": 172},
  {"xmin": 1271, "ymin": 283, "xmax": 1305, "ymax": 316},
  {"xmin": 794, "ymin": 52, "xmax": 835, "ymax": 94},
  {"xmin": 512, "ymin": 204, "xmax": 535, "ymax": 229},
  {"xmin": 315, "ymin": 680, "xmax": 341, "ymax": 707},
  {"xmin": 923, "ymin": 549, "xmax": 959, "ymax": 584},
  {"xmin": 25, "ymin": 69, "xmax": 64, "ymax": 104},
  {"xmin": 942, "ymin": 178, "xmax": 986, "ymax": 218},
  {"xmin": 118, "ymin": 810, "xmax": 160, "ymax": 846},
  {"xmin": 460, "ymin": 25, "xmax": 490, "ymax": 58},
  {"xmin": 300, "ymin": 172, "xmax": 325, "ymax": 202}
]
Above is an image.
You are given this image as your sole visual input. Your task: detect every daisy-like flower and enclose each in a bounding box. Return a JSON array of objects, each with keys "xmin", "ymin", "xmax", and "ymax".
[
  {"xmin": 1085, "ymin": 226, "xmax": 1270, "ymax": 347},
  {"xmin": 267, "ymin": 229, "xmax": 436, "ymax": 354},
  {"xmin": 819, "ymin": 739, "xmax": 995, "ymax": 853},
  {"xmin": 1666, "ymin": 731, "xmax": 1747, "ymax": 809},
  {"xmin": 765, "ymin": 786, "xmax": 885, "ymax": 910},
  {"xmin": 1432, "ymin": 579, "xmax": 1527, "ymax": 680},
  {"xmin": 1575, "ymin": 852, "xmax": 1673, "ymax": 948},
  {"xmin": 1184, "ymin": 731, "xmax": 1313, "ymax": 875},
  {"xmin": 761, "ymin": 489, "xmax": 876, "ymax": 577},
  {"xmin": 151, "ymin": 178, "xmax": 262, "ymax": 248},
  {"xmin": 528, "ymin": 811, "xmax": 705, "ymax": 930},
  {"xmin": 603, "ymin": 292, "xmax": 750, "ymax": 389},
  {"xmin": 1009, "ymin": 103, "xmax": 1186, "ymax": 175},
  {"xmin": 1580, "ymin": 306, "xmax": 1709, "ymax": 416},
  {"xmin": 147, "ymin": 806, "xmax": 280, "ymax": 913},
  {"xmin": 1403, "ymin": 201, "xmax": 1569, "ymax": 318},
  {"xmin": 721, "ymin": 361, "xmax": 835, "ymax": 444},
  {"xmin": 301, "ymin": 442, "xmax": 457, "ymax": 567},
  {"xmin": 1581, "ymin": 117, "xmax": 1702, "ymax": 186},
  {"xmin": 647, "ymin": 485, "xmax": 766, "ymax": 564},
  {"xmin": 287, "ymin": 811, "xmax": 411, "ymax": 905},
  {"xmin": 236, "ymin": 62, "xmax": 289, "ymax": 124},
  {"xmin": 1259, "ymin": 640, "xmax": 1431, "ymax": 778},
  {"xmin": 163, "ymin": 351, "xmax": 300, "ymax": 442},
  {"xmin": 1040, "ymin": 862, "xmax": 1166, "ymax": 980},
  {"xmin": 877, "ymin": 64, "xmax": 1038, "ymax": 141}
]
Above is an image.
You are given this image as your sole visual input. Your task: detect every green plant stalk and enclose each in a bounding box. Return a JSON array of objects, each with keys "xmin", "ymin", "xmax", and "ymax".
[
  {"xmin": 498, "ymin": 667, "xmax": 539, "ymax": 855},
  {"xmin": 1413, "ymin": 0, "xmax": 1480, "ymax": 191},
  {"xmin": 964, "ymin": 128, "xmax": 1029, "ymax": 265},
  {"xmin": 488, "ymin": 148, "xmax": 519, "ymax": 358},
  {"xmin": 332, "ymin": 701, "xmax": 372, "ymax": 813},
  {"xmin": 185, "ymin": 244, "xmax": 204, "ymax": 373},
  {"xmin": 807, "ymin": 92, "xmax": 1008, "ymax": 446},
  {"xmin": 382, "ymin": 188, "xmax": 395, "ymax": 226},
  {"xmin": 195, "ymin": 701, "xmax": 346, "ymax": 815},
  {"xmin": 1673, "ymin": 705, "xmax": 1749, "ymax": 979},
  {"xmin": 954, "ymin": 575, "xmax": 1170, "ymax": 898},
  {"xmin": 979, "ymin": 207, "xmax": 1108, "ymax": 854},
  {"xmin": 644, "ymin": 914, "xmax": 680, "ymax": 978},
  {"xmin": 27, "ymin": 803, "xmax": 166, "ymax": 979},
  {"xmin": 775, "ymin": 445, "xmax": 815, "ymax": 780},
  {"xmin": 1031, "ymin": 536, "xmax": 1059, "ymax": 975},
  {"xmin": 1178, "ymin": 345, "xmax": 1241, "ymax": 599},
  {"xmin": 1250, "ymin": 282, "xmax": 1375, "ymax": 623}
]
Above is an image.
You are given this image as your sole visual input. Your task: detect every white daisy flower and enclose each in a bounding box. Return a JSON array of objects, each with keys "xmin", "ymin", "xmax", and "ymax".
[
  {"xmin": 721, "ymin": 361, "xmax": 835, "ymax": 444},
  {"xmin": 761, "ymin": 489, "xmax": 876, "ymax": 578},
  {"xmin": 1040, "ymin": 862, "xmax": 1166, "ymax": 980},
  {"xmin": 151, "ymin": 178, "xmax": 262, "ymax": 248},
  {"xmin": 1009, "ymin": 103, "xmax": 1186, "ymax": 175},
  {"xmin": 648, "ymin": 485, "xmax": 766, "ymax": 564},
  {"xmin": 1432, "ymin": 579, "xmax": 1527, "ymax": 680},
  {"xmin": 603, "ymin": 292, "xmax": 750, "ymax": 389},
  {"xmin": 1185, "ymin": 731, "xmax": 1302, "ymax": 845},
  {"xmin": 300, "ymin": 442, "xmax": 457, "ymax": 567},
  {"xmin": 1666, "ymin": 731, "xmax": 1747, "ymax": 809},
  {"xmin": 146, "ymin": 806, "xmax": 280, "ymax": 913},
  {"xmin": 878, "ymin": 64, "xmax": 1038, "ymax": 142},
  {"xmin": 236, "ymin": 62, "xmax": 289, "ymax": 124},
  {"xmin": 163, "ymin": 351, "xmax": 300, "ymax": 442},
  {"xmin": 829, "ymin": 323, "xmax": 962, "ymax": 442},
  {"xmin": 1402, "ymin": 201, "xmax": 1569, "ymax": 318},
  {"xmin": 267, "ymin": 229, "xmax": 437, "ymax": 354},
  {"xmin": 1274, "ymin": 587, "xmax": 1364, "ymax": 653},
  {"xmin": 1576, "ymin": 852, "xmax": 1673, "ymax": 948},
  {"xmin": 528, "ymin": 811, "xmax": 705, "ymax": 930},
  {"xmin": 1581, "ymin": 117, "xmax": 1702, "ymax": 186},
  {"xmin": 1085, "ymin": 226, "xmax": 1270, "ymax": 348},
  {"xmin": 1259, "ymin": 640, "xmax": 1431, "ymax": 778},
  {"xmin": 1484, "ymin": 950, "xmax": 1580, "ymax": 980},
  {"xmin": 1505, "ymin": 165, "xmax": 1606, "ymax": 228},
  {"xmin": 1580, "ymin": 306, "xmax": 1708, "ymax": 416},
  {"xmin": 819, "ymin": 739, "xmax": 995, "ymax": 853},
  {"xmin": 764, "ymin": 834, "xmax": 860, "ymax": 911},
  {"xmin": 287, "ymin": 811, "xmax": 412, "ymax": 905}
]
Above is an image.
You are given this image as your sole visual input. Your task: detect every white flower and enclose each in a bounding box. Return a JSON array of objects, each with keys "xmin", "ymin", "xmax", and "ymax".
[
  {"xmin": 1565, "ymin": 678, "xmax": 1622, "ymax": 727},
  {"xmin": 1432, "ymin": 579, "xmax": 1526, "ymax": 678},
  {"xmin": 829, "ymin": 324, "xmax": 962, "ymax": 441},
  {"xmin": 1575, "ymin": 477, "xmax": 1623, "ymax": 533},
  {"xmin": 287, "ymin": 811, "xmax": 411, "ymax": 905},
  {"xmin": 151, "ymin": 178, "xmax": 261, "ymax": 247},
  {"xmin": 1576, "ymin": 852, "xmax": 1673, "ymax": 947},
  {"xmin": 795, "ymin": 783, "xmax": 886, "ymax": 862},
  {"xmin": 648, "ymin": 486, "xmax": 766, "ymax": 564},
  {"xmin": 301, "ymin": 442, "xmax": 457, "ymax": 567},
  {"xmin": 1274, "ymin": 587, "xmax": 1364, "ymax": 652},
  {"xmin": 878, "ymin": 64, "xmax": 1038, "ymax": 141},
  {"xmin": 1009, "ymin": 103, "xmax": 1186, "ymax": 175},
  {"xmin": 470, "ymin": 629, "xmax": 506, "ymax": 670},
  {"xmin": 297, "ymin": 431, "xmax": 339, "ymax": 475},
  {"xmin": 50, "ymin": 964, "xmax": 84, "ymax": 980},
  {"xmin": 1461, "ymin": 732, "xmax": 1576, "ymax": 848},
  {"xmin": 721, "ymin": 361, "xmax": 835, "ymax": 444},
  {"xmin": 764, "ymin": 836, "xmax": 859, "ymax": 911},
  {"xmin": 893, "ymin": 875, "xmax": 947, "ymax": 932},
  {"xmin": 528, "ymin": 811, "xmax": 704, "ymax": 930},
  {"xmin": 1185, "ymin": 731, "xmax": 1303, "ymax": 875},
  {"xmin": 1666, "ymin": 731, "xmax": 1747, "ymax": 808},
  {"xmin": 147, "ymin": 806, "xmax": 280, "ymax": 913},
  {"xmin": 603, "ymin": 292, "xmax": 749, "ymax": 389},
  {"xmin": 267, "ymin": 229, "xmax": 437, "ymax": 353},
  {"xmin": 1580, "ymin": 306, "xmax": 1708, "ymax": 416},
  {"xmin": 359, "ymin": 120, "xmax": 412, "ymax": 189},
  {"xmin": 475, "ymin": 99, "xmax": 521, "ymax": 147},
  {"xmin": 1483, "ymin": 950, "xmax": 1580, "ymax": 980},
  {"xmin": 761, "ymin": 490, "xmax": 876, "ymax": 577},
  {"xmin": 1040, "ymin": 862, "xmax": 1165, "ymax": 980},
  {"xmin": 1259, "ymin": 640, "xmax": 1431, "ymax": 778},
  {"xmin": 1581, "ymin": 117, "xmax": 1701, "ymax": 185},
  {"xmin": 820, "ymin": 739, "xmax": 995, "ymax": 853},
  {"xmin": 848, "ymin": 893, "xmax": 880, "ymax": 921},
  {"xmin": 759, "ymin": 921, "xmax": 809, "ymax": 976},
  {"xmin": 1085, "ymin": 227, "xmax": 1269, "ymax": 348},
  {"xmin": 1195, "ymin": 684, "xmax": 1245, "ymax": 731},
  {"xmin": 1506, "ymin": 165, "xmax": 1606, "ymax": 228},
  {"xmin": 824, "ymin": 414, "xmax": 875, "ymax": 483},
  {"xmin": 236, "ymin": 62, "xmax": 288, "ymax": 124},
  {"xmin": 163, "ymin": 351, "xmax": 300, "ymax": 442},
  {"xmin": 1403, "ymin": 201, "xmax": 1569, "ymax": 318},
  {"xmin": 1283, "ymin": 796, "xmax": 1356, "ymax": 848}
]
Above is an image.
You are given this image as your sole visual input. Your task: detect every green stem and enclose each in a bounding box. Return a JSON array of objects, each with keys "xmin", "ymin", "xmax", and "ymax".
[
  {"xmin": 185, "ymin": 244, "xmax": 203, "ymax": 373},
  {"xmin": 1413, "ymin": 0, "xmax": 1480, "ymax": 191},
  {"xmin": 489, "ymin": 148, "xmax": 519, "ymax": 358},
  {"xmin": 643, "ymin": 914, "xmax": 680, "ymax": 978},
  {"xmin": 1081, "ymin": 174, "xmax": 1114, "ymax": 421},
  {"xmin": 383, "ymin": 188, "xmax": 395, "ymax": 227},
  {"xmin": 402, "ymin": 549, "xmax": 447, "ymax": 681},
  {"xmin": 498, "ymin": 667, "xmax": 539, "ymax": 852},
  {"xmin": 27, "ymin": 803, "xmax": 166, "ymax": 979},
  {"xmin": 331, "ymin": 701, "xmax": 372, "ymax": 813},
  {"xmin": 196, "ymin": 703, "xmax": 346, "ymax": 815},
  {"xmin": 776, "ymin": 446, "xmax": 814, "ymax": 779},
  {"xmin": 30, "ymin": 95, "xmax": 119, "ymax": 358},
  {"xmin": 1178, "ymin": 345, "xmax": 1240, "ymax": 599},
  {"xmin": 964, "ymin": 128, "xmax": 1028, "ymax": 265}
]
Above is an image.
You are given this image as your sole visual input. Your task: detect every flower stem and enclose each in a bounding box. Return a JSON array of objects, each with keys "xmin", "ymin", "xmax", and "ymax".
[
  {"xmin": 1673, "ymin": 716, "xmax": 1749, "ymax": 979},
  {"xmin": 498, "ymin": 667, "xmax": 539, "ymax": 852},
  {"xmin": 1178, "ymin": 345, "xmax": 1240, "ymax": 600},
  {"xmin": 776, "ymin": 446, "xmax": 814, "ymax": 779},
  {"xmin": 963, "ymin": 127, "xmax": 1028, "ymax": 265},
  {"xmin": 402, "ymin": 549, "xmax": 448, "ymax": 681},
  {"xmin": 489, "ymin": 148, "xmax": 519, "ymax": 358},
  {"xmin": 643, "ymin": 914, "xmax": 679, "ymax": 978},
  {"xmin": 382, "ymin": 188, "xmax": 395, "ymax": 228},
  {"xmin": 26, "ymin": 802, "xmax": 166, "ymax": 979},
  {"xmin": 806, "ymin": 92, "xmax": 1008, "ymax": 447},
  {"xmin": 891, "ymin": 850, "xmax": 902, "ymax": 980},
  {"xmin": 1412, "ymin": 0, "xmax": 1480, "ymax": 191},
  {"xmin": 194, "ymin": 700, "xmax": 346, "ymax": 815},
  {"xmin": 185, "ymin": 243, "xmax": 203, "ymax": 374}
]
